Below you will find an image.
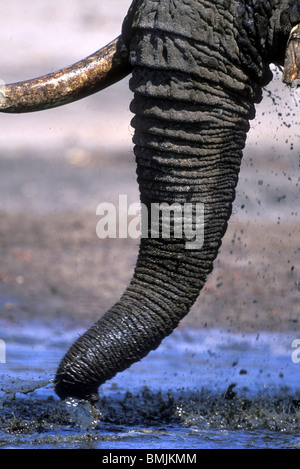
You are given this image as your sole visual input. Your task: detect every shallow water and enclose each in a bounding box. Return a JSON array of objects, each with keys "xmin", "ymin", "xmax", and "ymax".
[
  {"xmin": 1, "ymin": 322, "xmax": 300, "ymax": 449},
  {"xmin": 0, "ymin": 0, "xmax": 299, "ymax": 453}
]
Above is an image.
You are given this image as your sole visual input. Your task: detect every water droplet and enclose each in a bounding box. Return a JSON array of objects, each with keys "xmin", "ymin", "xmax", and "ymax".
[{"xmin": 64, "ymin": 397, "xmax": 102, "ymax": 430}]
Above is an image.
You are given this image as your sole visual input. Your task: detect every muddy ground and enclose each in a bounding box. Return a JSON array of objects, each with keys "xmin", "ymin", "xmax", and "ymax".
[
  {"xmin": 0, "ymin": 147, "xmax": 299, "ymax": 333},
  {"xmin": 1, "ymin": 211, "xmax": 299, "ymax": 332}
]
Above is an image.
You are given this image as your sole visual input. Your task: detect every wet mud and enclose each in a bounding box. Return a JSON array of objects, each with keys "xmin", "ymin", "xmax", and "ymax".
[
  {"xmin": 2, "ymin": 382, "xmax": 300, "ymax": 448},
  {"xmin": 1, "ymin": 326, "xmax": 300, "ymax": 449}
]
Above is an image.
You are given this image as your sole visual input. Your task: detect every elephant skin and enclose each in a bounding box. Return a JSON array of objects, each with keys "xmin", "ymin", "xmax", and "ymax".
[
  {"xmin": 52, "ymin": 0, "xmax": 300, "ymax": 402},
  {"xmin": 11, "ymin": 0, "xmax": 297, "ymax": 403}
]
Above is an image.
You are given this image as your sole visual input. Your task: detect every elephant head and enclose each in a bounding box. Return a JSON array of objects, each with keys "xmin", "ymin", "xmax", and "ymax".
[{"xmin": 1, "ymin": 0, "xmax": 299, "ymax": 403}]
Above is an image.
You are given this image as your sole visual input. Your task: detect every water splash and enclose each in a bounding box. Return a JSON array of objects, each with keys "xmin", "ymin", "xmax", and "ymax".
[
  {"xmin": 64, "ymin": 397, "xmax": 102, "ymax": 431},
  {"xmin": 0, "ymin": 378, "xmax": 53, "ymax": 405},
  {"xmin": 1, "ymin": 325, "xmax": 300, "ymax": 448}
]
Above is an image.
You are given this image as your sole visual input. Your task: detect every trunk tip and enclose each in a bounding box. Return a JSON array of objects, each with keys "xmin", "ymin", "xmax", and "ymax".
[{"xmin": 54, "ymin": 376, "xmax": 100, "ymax": 403}]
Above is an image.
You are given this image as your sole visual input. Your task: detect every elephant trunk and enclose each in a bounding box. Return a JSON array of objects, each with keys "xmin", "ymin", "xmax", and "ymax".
[{"xmin": 54, "ymin": 18, "xmax": 263, "ymax": 402}]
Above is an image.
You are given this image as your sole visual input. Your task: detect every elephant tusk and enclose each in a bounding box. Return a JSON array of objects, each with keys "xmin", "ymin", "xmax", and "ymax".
[
  {"xmin": 282, "ymin": 23, "xmax": 300, "ymax": 87},
  {"xmin": 0, "ymin": 35, "xmax": 131, "ymax": 113}
]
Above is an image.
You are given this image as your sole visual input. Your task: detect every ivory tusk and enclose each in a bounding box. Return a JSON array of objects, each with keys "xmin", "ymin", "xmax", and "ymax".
[
  {"xmin": 282, "ymin": 24, "xmax": 300, "ymax": 87},
  {"xmin": 0, "ymin": 35, "xmax": 131, "ymax": 113}
]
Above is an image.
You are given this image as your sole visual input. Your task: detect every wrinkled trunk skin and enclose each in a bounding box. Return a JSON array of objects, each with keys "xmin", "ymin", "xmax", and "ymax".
[{"xmin": 54, "ymin": 0, "xmax": 299, "ymax": 402}]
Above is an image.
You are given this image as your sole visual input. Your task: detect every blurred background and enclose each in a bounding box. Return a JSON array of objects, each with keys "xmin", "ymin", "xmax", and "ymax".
[{"xmin": 0, "ymin": 0, "xmax": 299, "ymax": 332}]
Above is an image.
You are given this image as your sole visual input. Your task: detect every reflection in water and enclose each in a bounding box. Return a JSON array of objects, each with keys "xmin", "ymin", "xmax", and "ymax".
[{"xmin": 1, "ymin": 324, "xmax": 300, "ymax": 448}]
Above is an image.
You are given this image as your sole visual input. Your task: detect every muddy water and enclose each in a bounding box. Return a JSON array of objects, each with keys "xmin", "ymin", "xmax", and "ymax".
[
  {"xmin": 0, "ymin": 0, "xmax": 300, "ymax": 452},
  {"xmin": 1, "ymin": 324, "xmax": 300, "ymax": 449}
]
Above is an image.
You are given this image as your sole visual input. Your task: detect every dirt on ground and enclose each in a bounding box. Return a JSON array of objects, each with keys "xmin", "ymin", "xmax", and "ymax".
[{"xmin": 1, "ymin": 191, "xmax": 299, "ymax": 333}]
